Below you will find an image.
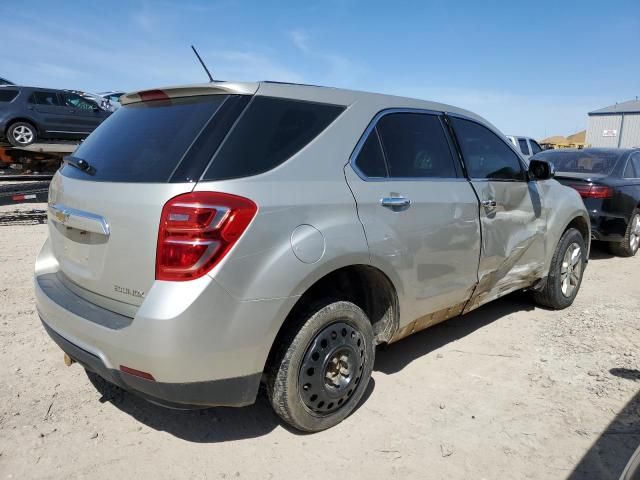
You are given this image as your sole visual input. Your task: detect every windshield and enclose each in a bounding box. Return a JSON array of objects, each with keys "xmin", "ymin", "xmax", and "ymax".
[
  {"xmin": 534, "ymin": 150, "xmax": 621, "ymax": 175},
  {"xmin": 61, "ymin": 95, "xmax": 230, "ymax": 183}
]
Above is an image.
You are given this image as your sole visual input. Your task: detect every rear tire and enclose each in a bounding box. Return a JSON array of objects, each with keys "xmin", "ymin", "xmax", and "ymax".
[
  {"xmin": 608, "ymin": 210, "xmax": 640, "ymax": 257},
  {"xmin": 7, "ymin": 121, "xmax": 37, "ymax": 147},
  {"xmin": 534, "ymin": 228, "xmax": 586, "ymax": 309},
  {"xmin": 266, "ymin": 300, "xmax": 375, "ymax": 432}
]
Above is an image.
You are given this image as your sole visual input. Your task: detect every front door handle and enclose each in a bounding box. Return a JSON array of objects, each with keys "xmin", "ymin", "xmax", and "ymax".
[
  {"xmin": 481, "ymin": 200, "xmax": 497, "ymax": 208},
  {"xmin": 381, "ymin": 196, "xmax": 411, "ymax": 209}
]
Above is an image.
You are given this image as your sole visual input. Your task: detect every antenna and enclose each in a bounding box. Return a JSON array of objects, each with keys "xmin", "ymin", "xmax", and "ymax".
[{"xmin": 191, "ymin": 45, "xmax": 214, "ymax": 82}]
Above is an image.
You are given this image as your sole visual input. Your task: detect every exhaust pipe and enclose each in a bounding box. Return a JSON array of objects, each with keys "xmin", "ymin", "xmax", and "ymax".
[{"xmin": 63, "ymin": 353, "xmax": 75, "ymax": 367}]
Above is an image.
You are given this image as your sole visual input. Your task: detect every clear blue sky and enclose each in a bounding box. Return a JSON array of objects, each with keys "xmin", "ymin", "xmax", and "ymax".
[{"xmin": 2, "ymin": 0, "xmax": 639, "ymax": 139}]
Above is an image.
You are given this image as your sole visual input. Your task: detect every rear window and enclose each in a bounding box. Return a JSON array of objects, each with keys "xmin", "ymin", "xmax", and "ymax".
[
  {"xmin": 0, "ymin": 90, "xmax": 19, "ymax": 102},
  {"xmin": 530, "ymin": 140, "xmax": 542, "ymax": 154},
  {"xmin": 534, "ymin": 150, "xmax": 621, "ymax": 175},
  {"xmin": 518, "ymin": 138, "xmax": 530, "ymax": 155},
  {"xmin": 61, "ymin": 95, "xmax": 229, "ymax": 182},
  {"xmin": 202, "ymin": 97, "xmax": 345, "ymax": 180}
]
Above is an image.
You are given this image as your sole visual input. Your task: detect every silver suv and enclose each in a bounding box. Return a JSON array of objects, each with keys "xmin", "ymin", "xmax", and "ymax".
[{"xmin": 35, "ymin": 81, "xmax": 590, "ymax": 432}]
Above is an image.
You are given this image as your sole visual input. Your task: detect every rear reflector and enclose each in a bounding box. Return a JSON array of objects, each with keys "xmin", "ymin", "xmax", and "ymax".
[
  {"xmin": 120, "ymin": 365, "xmax": 155, "ymax": 381},
  {"xmin": 156, "ymin": 191, "xmax": 257, "ymax": 281},
  {"xmin": 570, "ymin": 184, "xmax": 613, "ymax": 199}
]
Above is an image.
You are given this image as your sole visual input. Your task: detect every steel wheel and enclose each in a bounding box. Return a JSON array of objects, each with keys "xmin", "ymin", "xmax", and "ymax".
[
  {"xmin": 12, "ymin": 125, "xmax": 34, "ymax": 145},
  {"xmin": 560, "ymin": 242, "xmax": 582, "ymax": 297},
  {"xmin": 299, "ymin": 321, "xmax": 366, "ymax": 415},
  {"xmin": 630, "ymin": 214, "xmax": 640, "ymax": 252}
]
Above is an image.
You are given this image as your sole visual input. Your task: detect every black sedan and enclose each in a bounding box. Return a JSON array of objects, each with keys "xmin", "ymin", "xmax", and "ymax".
[{"xmin": 532, "ymin": 148, "xmax": 640, "ymax": 256}]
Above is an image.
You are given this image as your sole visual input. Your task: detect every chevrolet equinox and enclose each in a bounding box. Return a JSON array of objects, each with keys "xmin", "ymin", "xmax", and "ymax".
[{"xmin": 35, "ymin": 81, "xmax": 590, "ymax": 432}]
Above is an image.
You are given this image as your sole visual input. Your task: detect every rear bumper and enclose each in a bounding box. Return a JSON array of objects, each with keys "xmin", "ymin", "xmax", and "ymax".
[
  {"xmin": 589, "ymin": 210, "xmax": 627, "ymax": 242},
  {"xmin": 42, "ymin": 319, "xmax": 261, "ymax": 408},
  {"xmin": 35, "ymin": 240, "xmax": 297, "ymax": 408}
]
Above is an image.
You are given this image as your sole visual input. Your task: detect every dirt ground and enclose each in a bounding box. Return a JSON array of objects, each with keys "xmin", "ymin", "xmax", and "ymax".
[{"xmin": 0, "ymin": 203, "xmax": 638, "ymax": 480}]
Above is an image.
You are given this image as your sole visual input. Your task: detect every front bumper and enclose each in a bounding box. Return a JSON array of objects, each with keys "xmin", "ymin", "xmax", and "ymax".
[{"xmin": 35, "ymin": 240, "xmax": 297, "ymax": 408}]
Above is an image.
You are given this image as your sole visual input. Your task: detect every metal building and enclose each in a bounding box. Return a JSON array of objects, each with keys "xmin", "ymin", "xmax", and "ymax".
[{"xmin": 586, "ymin": 99, "xmax": 640, "ymax": 148}]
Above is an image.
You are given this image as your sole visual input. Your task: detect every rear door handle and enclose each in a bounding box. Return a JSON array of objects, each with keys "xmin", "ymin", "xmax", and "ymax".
[
  {"xmin": 381, "ymin": 196, "xmax": 411, "ymax": 209},
  {"xmin": 481, "ymin": 200, "xmax": 497, "ymax": 208}
]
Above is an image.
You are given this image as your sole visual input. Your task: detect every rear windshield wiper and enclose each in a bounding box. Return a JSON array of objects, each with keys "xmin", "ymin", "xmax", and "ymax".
[{"xmin": 64, "ymin": 156, "xmax": 95, "ymax": 175}]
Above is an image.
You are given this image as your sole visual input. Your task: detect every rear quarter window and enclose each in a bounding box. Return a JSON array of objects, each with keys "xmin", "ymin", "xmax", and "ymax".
[
  {"xmin": 202, "ymin": 97, "xmax": 345, "ymax": 180},
  {"xmin": 0, "ymin": 90, "xmax": 19, "ymax": 102}
]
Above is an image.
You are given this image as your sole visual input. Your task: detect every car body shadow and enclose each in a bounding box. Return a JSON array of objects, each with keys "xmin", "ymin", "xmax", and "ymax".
[
  {"xmin": 375, "ymin": 291, "xmax": 534, "ymax": 374},
  {"xmin": 86, "ymin": 367, "xmax": 376, "ymax": 442},
  {"xmin": 569, "ymin": 376, "xmax": 640, "ymax": 480}
]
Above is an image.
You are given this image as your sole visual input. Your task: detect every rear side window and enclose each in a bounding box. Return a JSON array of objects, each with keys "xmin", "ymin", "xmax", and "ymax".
[
  {"xmin": 202, "ymin": 97, "xmax": 344, "ymax": 180},
  {"xmin": 29, "ymin": 91, "xmax": 61, "ymax": 106},
  {"xmin": 0, "ymin": 90, "xmax": 18, "ymax": 102},
  {"xmin": 530, "ymin": 140, "xmax": 542, "ymax": 154},
  {"xmin": 451, "ymin": 117, "xmax": 525, "ymax": 180},
  {"xmin": 625, "ymin": 153, "xmax": 640, "ymax": 178},
  {"xmin": 518, "ymin": 138, "xmax": 530, "ymax": 155},
  {"xmin": 355, "ymin": 130, "xmax": 387, "ymax": 178},
  {"xmin": 376, "ymin": 113, "xmax": 457, "ymax": 178},
  {"xmin": 62, "ymin": 95, "xmax": 228, "ymax": 182}
]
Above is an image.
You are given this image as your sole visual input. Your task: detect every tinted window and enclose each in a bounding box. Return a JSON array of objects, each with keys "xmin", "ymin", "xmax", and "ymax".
[
  {"xmin": 29, "ymin": 91, "xmax": 61, "ymax": 106},
  {"xmin": 534, "ymin": 150, "xmax": 620, "ymax": 175},
  {"xmin": 376, "ymin": 113, "xmax": 456, "ymax": 178},
  {"xmin": 0, "ymin": 90, "xmax": 18, "ymax": 102},
  {"xmin": 355, "ymin": 130, "xmax": 387, "ymax": 177},
  {"xmin": 451, "ymin": 117, "xmax": 525, "ymax": 180},
  {"xmin": 203, "ymin": 97, "xmax": 344, "ymax": 180},
  {"xmin": 530, "ymin": 140, "xmax": 542, "ymax": 154},
  {"xmin": 62, "ymin": 95, "xmax": 228, "ymax": 182},
  {"xmin": 626, "ymin": 153, "xmax": 640, "ymax": 178},
  {"xmin": 633, "ymin": 154, "xmax": 640, "ymax": 178},
  {"xmin": 624, "ymin": 158, "xmax": 636, "ymax": 178},
  {"xmin": 61, "ymin": 93, "xmax": 96, "ymax": 110},
  {"xmin": 518, "ymin": 138, "xmax": 530, "ymax": 155}
]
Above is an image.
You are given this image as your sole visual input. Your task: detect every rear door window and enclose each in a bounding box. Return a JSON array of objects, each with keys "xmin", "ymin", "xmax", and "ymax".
[
  {"xmin": 29, "ymin": 91, "xmax": 61, "ymax": 106},
  {"xmin": 202, "ymin": 97, "xmax": 345, "ymax": 181},
  {"xmin": 530, "ymin": 140, "xmax": 542, "ymax": 154},
  {"xmin": 376, "ymin": 113, "xmax": 457, "ymax": 178},
  {"xmin": 0, "ymin": 90, "xmax": 18, "ymax": 102},
  {"xmin": 626, "ymin": 153, "xmax": 640, "ymax": 178},
  {"xmin": 518, "ymin": 138, "xmax": 530, "ymax": 155},
  {"xmin": 451, "ymin": 117, "xmax": 525, "ymax": 181},
  {"xmin": 62, "ymin": 95, "xmax": 229, "ymax": 182}
]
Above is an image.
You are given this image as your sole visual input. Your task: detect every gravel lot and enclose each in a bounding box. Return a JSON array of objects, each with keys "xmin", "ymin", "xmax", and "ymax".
[{"xmin": 0, "ymin": 203, "xmax": 638, "ymax": 479}]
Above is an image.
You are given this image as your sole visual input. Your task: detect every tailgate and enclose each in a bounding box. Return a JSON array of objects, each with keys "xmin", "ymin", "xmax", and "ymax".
[{"xmin": 47, "ymin": 173, "xmax": 194, "ymax": 308}]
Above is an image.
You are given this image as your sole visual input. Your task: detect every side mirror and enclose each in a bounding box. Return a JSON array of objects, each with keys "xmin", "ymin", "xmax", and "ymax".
[
  {"xmin": 528, "ymin": 159, "xmax": 555, "ymax": 180},
  {"xmin": 92, "ymin": 105, "xmax": 101, "ymax": 112}
]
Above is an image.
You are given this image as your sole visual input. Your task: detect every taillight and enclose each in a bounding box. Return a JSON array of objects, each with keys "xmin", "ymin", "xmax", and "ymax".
[
  {"xmin": 570, "ymin": 184, "xmax": 613, "ymax": 199},
  {"xmin": 156, "ymin": 191, "xmax": 257, "ymax": 281}
]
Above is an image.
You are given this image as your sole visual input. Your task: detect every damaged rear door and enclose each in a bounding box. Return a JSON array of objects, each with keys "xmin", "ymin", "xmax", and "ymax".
[{"xmin": 449, "ymin": 116, "xmax": 546, "ymax": 311}]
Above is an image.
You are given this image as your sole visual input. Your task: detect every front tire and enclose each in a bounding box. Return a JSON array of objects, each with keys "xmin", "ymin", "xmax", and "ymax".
[
  {"xmin": 267, "ymin": 300, "xmax": 375, "ymax": 432},
  {"xmin": 7, "ymin": 122, "xmax": 37, "ymax": 147},
  {"xmin": 609, "ymin": 209, "xmax": 640, "ymax": 257},
  {"xmin": 534, "ymin": 228, "xmax": 586, "ymax": 309}
]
